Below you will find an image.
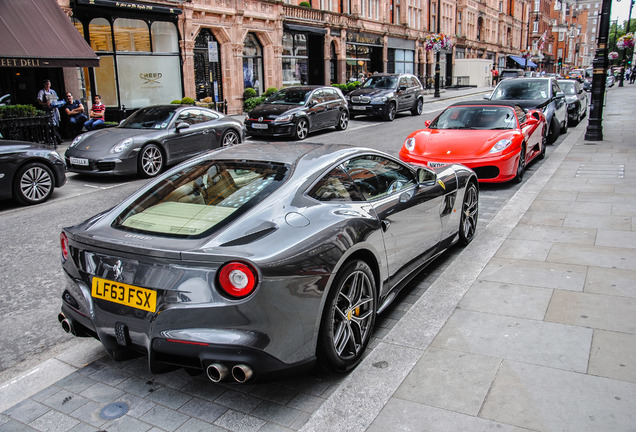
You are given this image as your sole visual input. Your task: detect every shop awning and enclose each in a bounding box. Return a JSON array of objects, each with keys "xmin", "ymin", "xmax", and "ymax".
[
  {"xmin": 284, "ymin": 23, "xmax": 328, "ymax": 35},
  {"xmin": 0, "ymin": 0, "xmax": 99, "ymax": 68},
  {"xmin": 509, "ymin": 55, "xmax": 537, "ymax": 68}
]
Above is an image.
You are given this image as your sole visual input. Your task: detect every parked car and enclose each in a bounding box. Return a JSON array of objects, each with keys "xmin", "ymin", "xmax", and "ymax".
[
  {"xmin": 245, "ymin": 86, "xmax": 349, "ymax": 140},
  {"xmin": 346, "ymin": 73, "xmax": 425, "ymax": 121},
  {"xmin": 606, "ymin": 71, "xmax": 616, "ymax": 87},
  {"xmin": 485, "ymin": 77, "xmax": 567, "ymax": 144},
  {"xmin": 58, "ymin": 142, "xmax": 478, "ymax": 381},
  {"xmin": 564, "ymin": 69, "xmax": 584, "ymax": 82},
  {"xmin": 65, "ymin": 105, "xmax": 245, "ymax": 178},
  {"xmin": 557, "ymin": 79, "xmax": 588, "ymax": 126},
  {"xmin": 399, "ymin": 101, "xmax": 546, "ymax": 183},
  {"xmin": 499, "ymin": 69, "xmax": 526, "ymax": 80},
  {"xmin": 0, "ymin": 137, "xmax": 66, "ymax": 205},
  {"xmin": 583, "ymin": 67, "xmax": 593, "ymax": 91},
  {"xmin": 0, "ymin": 93, "xmax": 11, "ymax": 106}
]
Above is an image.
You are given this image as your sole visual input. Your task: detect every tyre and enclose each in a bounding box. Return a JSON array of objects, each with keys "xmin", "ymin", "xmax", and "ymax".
[
  {"xmin": 459, "ymin": 181, "xmax": 478, "ymax": 246},
  {"xmin": 560, "ymin": 115, "xmax": 568, "ymax": 133},
  {"xmin": 294, "ymin": 118, "xmax": 309, "ymax": 140},
  {"xmin": 546, "ymin": 116, "xmax": 560, "ymax": 144},
  {"xmin": 138, "ymin": 144, "xmax": 164, "ymax": 178},
  {"xmin": 221, "ymin": 129, "xmax": 240, "ymax": 147},
  {"xmin": 411, "ymin": 98, "xmax": 424, "ymax": 116},
  {"xmin": 335, "ymin": 110, "xmax": 349, "ymax": 131},
  {"xmin": 318, "ymin": 260, "xmax": 377, "ymax": 373},
  {"xmin": 513, "ymin": 147, "xmax": 526, "ymax": 184},
  {"xmin": 384, "ymin": 102, "xmax": 396, "ymax": 121},
  {"xmin": 14, "ymin": 162, "xmax": 54, "ymax": 205},
  {"xmin": 538, "ymin": 126, "xmax": 547, "ymax": 160}
]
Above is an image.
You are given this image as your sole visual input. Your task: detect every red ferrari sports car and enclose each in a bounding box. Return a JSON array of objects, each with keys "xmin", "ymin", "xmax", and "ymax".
[{"xmin": 399, "ymin": 101, "xmax": 546, "ymax": 183}]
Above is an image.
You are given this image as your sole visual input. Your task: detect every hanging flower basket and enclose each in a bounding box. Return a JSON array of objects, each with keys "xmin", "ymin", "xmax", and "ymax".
[
  {"xmin": 520, "ymin": 49, "xmax": 532, "ymax": 59},
  {"xmin": 617, "ymin": 33, "xmax": 635, "ymax": 50},
  {"xmin": 424, "ymin": 34, "xmax": 453, "ymax": 52},
  {"xmin": 608, "ymin": 51, "xmax": 619, "ymax": 60}
]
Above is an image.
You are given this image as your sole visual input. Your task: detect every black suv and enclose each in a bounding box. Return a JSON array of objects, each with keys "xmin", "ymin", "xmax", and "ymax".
[{"xmin": 346, "ymin": 73, "xmax": 425, "ymax": 121}]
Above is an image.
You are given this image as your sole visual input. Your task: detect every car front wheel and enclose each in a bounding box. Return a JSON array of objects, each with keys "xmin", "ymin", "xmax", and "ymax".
[
  {"xmin": 384, "ymin": 102, "xmax": 396, "ymax": 121},
  {"xmin": 294, "ymin": 118, "xmax": 309, "ymax": 140},
  {"xmin": 546, "ymin": 116, "xmax": 560, "ymax": 144},
  {"xmin": 318, "ymin": 260, "xmax": 376, "ymax": 373},
  {"xmin": 138, "ymin": 144, "xmax": 164, "ymax": 178},
  {"xmin": 411, "ymin": 98, "xmax": 424, "ymax": 116},
  {"xmin": 14, "ymin": 162, "xmax": 54, "ymax": 205}
]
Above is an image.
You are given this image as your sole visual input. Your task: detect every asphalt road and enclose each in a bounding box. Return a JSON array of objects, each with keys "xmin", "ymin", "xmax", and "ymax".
[{"xmin": 0, "ymin": 92, "xmax": 570, "ymax": 384}]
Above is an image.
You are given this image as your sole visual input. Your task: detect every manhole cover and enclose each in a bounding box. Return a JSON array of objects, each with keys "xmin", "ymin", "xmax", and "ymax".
[{"xmin": 100, "ymin": 402, "xmax": 129, "ymax": 420}]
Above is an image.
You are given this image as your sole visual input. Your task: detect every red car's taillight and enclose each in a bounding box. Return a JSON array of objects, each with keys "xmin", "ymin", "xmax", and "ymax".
[
  {"xmin": 217, "ymin": 261, "xmax": 258, "ymax": 299},
  {"xmin": 60, "ymin": 232, "xmax": 69, "ymax": 262}
]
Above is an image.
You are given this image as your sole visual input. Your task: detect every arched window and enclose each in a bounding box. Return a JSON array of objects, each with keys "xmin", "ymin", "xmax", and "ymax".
[
  {"xmin": 89, "ymin": 18, "xmax": 113, "ymax": 52},
  {"xmin": 151, "ymin": 22, "xmax": 178, "ymax": 53},
  {"xmin": 243, "ymin": 33, "xmax": 264, "ymax": 95},
  {"xmin": 194, "ymin": 29, "xmax": 224, "ymax": 102},
  {"xmin": 113, "ymin": 18, "xmax": 150, "ymax": 52}
]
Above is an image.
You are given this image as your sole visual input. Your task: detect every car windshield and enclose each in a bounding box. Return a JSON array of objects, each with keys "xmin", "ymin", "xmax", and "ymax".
[
  {"xmin": 430, "ymin": 106, "xmax": 517, "ymax": 130},
  {"xmin": 560, "ymin": 82, "xmax": 577, "ymax": 95},
  {"xmin": 265, "ymin": 88, "xmax": 311, "ymax": 105},
  {"xmin": 491, "ymin": 80, "xmax": 549, "ymax": 100},
  {"xmin": 361, "ymin": 76, "xmax": 398, "ymax": 89},
  {"xmin": 120, "ymin": 106, "xmax": 177, "ymax": 129},
  {"xmin": 112, "ymin": 159, "xmax": 289, "ymax": 238}
]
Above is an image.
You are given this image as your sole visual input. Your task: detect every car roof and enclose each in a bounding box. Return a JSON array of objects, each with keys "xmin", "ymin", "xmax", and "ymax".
[{"xmin": 278, "ymin": 85, "xmax": 332, "ymax": 91}]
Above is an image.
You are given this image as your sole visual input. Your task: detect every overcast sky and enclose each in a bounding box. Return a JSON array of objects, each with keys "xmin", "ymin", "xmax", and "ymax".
[{"xmin": 612, "ymin": 0, "xmax": 634, "ymax": 24}]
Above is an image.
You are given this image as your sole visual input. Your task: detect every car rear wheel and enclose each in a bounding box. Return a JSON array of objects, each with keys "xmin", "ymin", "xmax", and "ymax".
[
  {"xmin": 411, "ymin": 98, "xmax": 424, "ymax": 116},
  {"xmin": 560, "ymin": 115, "xmax": 568, "ymax": 133},
  {"xmin": 221, "ymin": 129, "xmax": 240, "ymax": 147},
  {"xmin": 294, "ymin": 118, "xmax": 309, "ymax": 140},
  {"xmin": 538, "ymin": 126, "xmax": 547, "ymax": 160},
  {"xmin": 459, "ymin": 181, "xmax": 478, "ymax": 245},
  {"xmin": 318, "ymin": 260, "xmax": 376, "ymax": 373},
  {"xmin": 513, "ymin": 147, "xmax": 526, "ymax": 184},
  {"xmin": 14, "ymin": 162, "xmax": 54, "ymax": 205},
  {"xmin": 546, "ymin": 116, "xmax": 560, "ymax": 144},
  {"xmin": 139, "ymin": 144, "xmax": 164, "ymax": 178},
  {"xmin": 384, "ymin": 102, "xmax": 396, "ymax": 121},
  {"xmin": 336, "ymin": 110, "xmax": 349, "ymax": 131}
]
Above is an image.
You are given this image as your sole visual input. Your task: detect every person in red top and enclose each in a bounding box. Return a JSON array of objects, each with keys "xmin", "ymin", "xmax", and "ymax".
[{"xmin": 84, "ymin": 94, "xmax": 105, "ymax": 131}]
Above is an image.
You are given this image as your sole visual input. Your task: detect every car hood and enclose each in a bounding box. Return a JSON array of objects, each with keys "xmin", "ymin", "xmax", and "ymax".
[
  {"xmin": 406, "ymin": 129, "xmax": 516, "ymax": 159},
  {"xmin": 68, "ymin": 128, "xmax": 160, "ymax": 154},
  {"xmin": 348, "ymin": 88, "xmax": 395, "ymax": 98},
  {"xmin": 248, "ymin": 104, "xmax": 299, "ymax": 119},
  {"xmin": 564, "ymin": 95, "xmax": 578, "ymax": 104},
  {"xmin": 0, "ymin": 140, "xmax": 52, "ymax": 153}
]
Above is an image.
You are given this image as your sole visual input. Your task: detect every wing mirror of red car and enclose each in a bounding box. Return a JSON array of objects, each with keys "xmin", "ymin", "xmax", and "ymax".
[{"xmin": 425, "ymin": 120, "xmax": 432, "ymax": 127}]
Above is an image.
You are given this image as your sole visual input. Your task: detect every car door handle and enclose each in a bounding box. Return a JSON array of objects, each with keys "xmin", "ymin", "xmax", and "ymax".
[{"xmin": 381, "ymin": 220, "xmax": 390, "ymax": 232}]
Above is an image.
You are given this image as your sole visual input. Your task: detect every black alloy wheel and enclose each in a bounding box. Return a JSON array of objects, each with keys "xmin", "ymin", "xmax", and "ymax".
[
  {"xmin": 384, "ymin": 102, "xmax": 397, "ymax": 121},
  {"xmin": 318, "ymin": 260, "xmax": 377, "ymax": 373},
  {"xmin": 139, "ymin": 144, "xmax": 164, "ymax": 178},
  {"xmin": 411, "ymin": 98, "xmax": 424, "ymax": 116},
  {"xmin": 546, "ymin": 117, "xmax": 560, "ymax": 145},
  {"xmin": 14, "ymin": 162, "xmax": 54, "ymax": 205},
  {"xmin": 513, "ymin": 146, "xmax": 526, "ymax": 184},
  {"xmin": 459, "ymin": 181, "xmax": 478, "ymax": 245}
]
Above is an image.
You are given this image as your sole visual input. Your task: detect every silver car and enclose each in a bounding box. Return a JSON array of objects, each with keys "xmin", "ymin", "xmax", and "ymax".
[
  {"xmin": 59, "ymin": 143, "xmax": 479, "ymax": 382},
  {"xmin": 485, "ymin": 77, "xmax": 568, "ymax": 144}
]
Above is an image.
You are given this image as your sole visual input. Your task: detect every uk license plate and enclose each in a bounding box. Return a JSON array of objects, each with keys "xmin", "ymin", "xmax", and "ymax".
[
  {"xmin": 91, "ymin": 276, "xmax": 157, "ymax": 312},
  {"xmin": 70, "ymin": 157, "xmax": 89, "ymax": 166},
  {"xmin": 251, "ymin": 123, "xmax": 268, "ymax": 130},
  {"xmin": 352, "ymin": 106, "xmax": 367, "ymax": 111}
]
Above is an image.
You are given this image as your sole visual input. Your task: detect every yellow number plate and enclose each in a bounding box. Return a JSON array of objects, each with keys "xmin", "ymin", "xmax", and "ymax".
[{"xmin": 91, "ymin": 276, "xmax": 157, "ymax": 313}]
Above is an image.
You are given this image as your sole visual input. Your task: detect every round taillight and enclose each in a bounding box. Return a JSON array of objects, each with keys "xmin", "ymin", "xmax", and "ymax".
[
  {"xmin": 217, "ymin": 262, "xmax": 258, "ymax": 299},
  {"xmin": 60, "ymin": 232, "xmax": 69, "ymax": 262}
]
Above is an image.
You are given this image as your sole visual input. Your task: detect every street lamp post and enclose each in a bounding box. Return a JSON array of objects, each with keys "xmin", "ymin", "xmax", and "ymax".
[
  {"xmin": 584, "ymin": 0, "xmax": 612, "ymax": 141},
  {"xmin": 433, "ymin": 0, "xmax": 442, "ymax": 98}
]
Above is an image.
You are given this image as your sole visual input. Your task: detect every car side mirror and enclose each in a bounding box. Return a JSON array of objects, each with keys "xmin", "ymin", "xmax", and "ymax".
[
  {"xmin": 424, "ymin": 120, "xmax": 432, "ymax": 127},
  {"xmin": 399, "ymin": 85, "xmax": 407, "ymax": 91},
  {"xmin": 306, "ymin": 100, "xmax": 316, "ymax": 108},
  {"xmin": 176, "ymin": 122, "xmax": 190, "ymax": 132},
  {"xmin": 556, "ymin": 91, "xmax": 565, "ymax": 99},
  {"xmin": 417, "ymin": 167, "xmax": 436, "ymax": 184},
  {"xmin": 483, "ymin": 93, "xmax": 491, "ymax": 100}
]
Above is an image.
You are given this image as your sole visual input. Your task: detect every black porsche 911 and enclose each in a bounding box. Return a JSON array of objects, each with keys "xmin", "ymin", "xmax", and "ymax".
[{"xmin": 59, "ymin": 142, "xmax": 478, "ymax": 382}]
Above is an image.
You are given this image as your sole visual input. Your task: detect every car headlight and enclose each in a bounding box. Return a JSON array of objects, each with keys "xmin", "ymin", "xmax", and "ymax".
[
  {"xmin": 69, "ymin": 134, "xmax": 84, "ymax": 148},
  {"xmin": 404, "ymin": 137, "xmax": 416, "ymax": 151},
  {"xmin": 274, "ymin": 114, "xmax": 294, "ymax": 123},
  {"xmin": 568, "ymin": 102, "xmax": 577, "ymax": 110},
  {"xmin": 490, "ymin": 139, "xmax": 512, "ymax": 153},
  {"xmin": 111, "ymin": 137, "xmax": 134, "ymax": 154},
  {"xmin": 371, "ymin": 94, "xmax": 392, "ymax": 104}
]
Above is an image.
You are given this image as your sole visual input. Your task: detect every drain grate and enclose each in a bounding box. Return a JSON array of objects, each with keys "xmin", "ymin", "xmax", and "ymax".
[
  {"xmin": 575, "ymin": 164, "xmax": 625, "ymax": 178},
  {"xmin": 100, "ymin": 402, "xmax": 129, "ymax": 420}
]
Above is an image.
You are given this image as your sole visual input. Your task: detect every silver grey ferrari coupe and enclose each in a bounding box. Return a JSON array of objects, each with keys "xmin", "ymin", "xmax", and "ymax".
[{"xmin": 59, "ymin": 142, "xmax": 478, "ymax": 382}]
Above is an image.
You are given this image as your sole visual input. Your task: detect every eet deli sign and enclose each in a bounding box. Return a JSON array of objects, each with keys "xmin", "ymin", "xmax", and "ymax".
[{"xmin": 1, "ymin": 58, "xmax": 42, "ymax": 67}]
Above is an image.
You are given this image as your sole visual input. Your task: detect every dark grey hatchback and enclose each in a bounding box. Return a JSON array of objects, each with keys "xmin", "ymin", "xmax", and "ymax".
[
  {"xmin": 245, "ymin": 86, "xmax": 349, "ymax": 140},
  {"xmin": 346, "ymin": 73, "xmax": 425, "ymax": 121}
]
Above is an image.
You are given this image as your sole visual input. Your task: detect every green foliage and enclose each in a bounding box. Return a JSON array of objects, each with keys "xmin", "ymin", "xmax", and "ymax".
[
  {"xmin": 299, "ymin": 1, "xmax": 311, "ymax": 7},
  {"xmin": 181, "ymin": 97, "xmax": 196, "ymax": 105},
  {"xmin": 244, "ymin": 96, "xmax": 266, "ymax": 112},
  {"xmin": 0, "ymin": 104, "xmax": 42, "ymax": 119},
  {"xmin": 264, "ymin": 87, "xmax": 278, "ymax": 97},
  {"xmin": 243, "ymin": 88, "xmax": 257, "ymax": 99},
  {"xmin": 170, "ymin": 99, "xmax": 182, "ymax": 104}
]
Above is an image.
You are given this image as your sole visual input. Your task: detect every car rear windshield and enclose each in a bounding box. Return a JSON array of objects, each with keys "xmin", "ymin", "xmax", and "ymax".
[
  {"xmin": 120, "ymin": 106, "xmax": 177, "ymax": 129},
  {"xmin": 492, "ymin": 80, "xmax": 549, "ymax": 100},
  {"xmin": 112, "ymin": 159, "xmax": 289, "ymax": 238}
]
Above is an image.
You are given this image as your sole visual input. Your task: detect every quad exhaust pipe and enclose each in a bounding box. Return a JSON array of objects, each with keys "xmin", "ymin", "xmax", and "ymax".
[{"xmin": 206, "ymin": 362, "xmax": 254, "ymax": 383}]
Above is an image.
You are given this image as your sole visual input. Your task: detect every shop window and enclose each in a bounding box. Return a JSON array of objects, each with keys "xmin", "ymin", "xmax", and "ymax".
[
  {"xmin": 243, "ymin": 33, "xmax": 264, "ymax": 95},
  {"xmin": 282, "ymin": 32, "xmax": 308, "ymax": 86},
  {"xmin": 89, "ymin": 18, "xmax": 113, "ymax": 52},
  {"xmin": 151, "ymin": 22, "xmax": 178, "ymax": 53},
  {"xmin": 114, "ymin": 18, "xmax": 150, "ymax": 52},
  {"xmin": 93, "ymin": 55, "xmax": 118, "ymax": 107}
]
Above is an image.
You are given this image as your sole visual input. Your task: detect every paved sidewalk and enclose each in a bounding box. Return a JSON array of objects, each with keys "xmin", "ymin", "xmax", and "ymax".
[
  {"xmin": 303, "ymin": 84, "xmax": 636, "ymax": 431},
  {"xmin": 2, "ymin": 84, "xmax": 634, "ymax": 432}
]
